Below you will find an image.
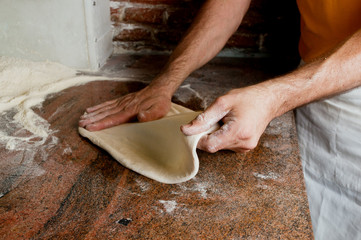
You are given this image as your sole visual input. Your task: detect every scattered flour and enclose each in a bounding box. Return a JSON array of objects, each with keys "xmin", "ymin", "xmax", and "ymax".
[
  {"xmin": 256, "ymin": 184, "xmax": 269, "ymax": 189},
  {"xmin": 159, "ymin": 200, "xmax": 177, "ymax": 213},
  {"xmin": 177, "ymin": 178, "xmax": 210, "ymax": 199},
  {"xmin": 253, "ymin": 172, "xmax": 279, "ymax": 180},
  {"xmin": 62, "ymin": 146, "xmax": 73, "ymax": 155},
  {"xmin": 0, "ymin": 56, "xmax": 123, "ymax": 151},
  {"xmin": 0, "ymin": 56, "xmax": 126, "ymax": 197},
  {"xmin": 135, "ymin": 178, "xmax": 150, "ymax": 192}
]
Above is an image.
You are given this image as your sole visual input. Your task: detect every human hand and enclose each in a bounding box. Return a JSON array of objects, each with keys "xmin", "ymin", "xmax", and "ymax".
[
  {"xmin": 79, "ymin": 86, "xmax": 172, "ymax": 131},
  {"xmin": 181, "ymin": 86, "xmax": 276, "ymax": 153}
]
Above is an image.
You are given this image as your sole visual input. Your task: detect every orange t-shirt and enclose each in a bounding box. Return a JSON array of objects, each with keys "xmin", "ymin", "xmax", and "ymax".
[{"xmin": 297, "ymin": 0, "xmax": 361, "ymax": 62}]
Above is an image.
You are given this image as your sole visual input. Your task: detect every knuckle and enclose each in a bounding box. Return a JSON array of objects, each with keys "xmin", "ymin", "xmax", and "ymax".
[
  {"xmin": 199, "ymin": 137, "xmax": 219, "ymax": 153},
  {"xmin": 214, "ymin": 96, "xmax": 228, "ymax": 110},
  {"xmin": 123, "ymin": 102, "xmax": 136, "ymax": 111},
  {"xmin": 247, "ymin": 141, "xmax": 258, "ymax": 150},
  {"xmin": 195, "ymin": 113, "xmax": 206, "ymax": 123},
  {"xmin": 137, "ymin": 112, "xmax": 146, "ymax": 121},
  {"xmin": 234, "ymin": 133, "xmax": 258, "ymax": 151},
  {"xmin": 205, "ymin": 145, "xmax": 218, "ymax": 153},
  {"xmin": 237, "ymin": 128, "xmax": 253, "ymax": 140},
  {"xmin": 234, "ymin": 132, "xmax": 245, "ymax": 143},
  {"xmin": 243, "ymin": 139, "xmax": 258, "ymax": 150}
]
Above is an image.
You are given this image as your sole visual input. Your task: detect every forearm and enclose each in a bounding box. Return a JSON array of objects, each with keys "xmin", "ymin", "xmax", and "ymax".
[
  {"xmin": 150, "ymin": 0, "xmax": 251, "ymax": 96},
  {"xmin": 264, "ymin": 28, "xmax": 361, "ymax": 118}
]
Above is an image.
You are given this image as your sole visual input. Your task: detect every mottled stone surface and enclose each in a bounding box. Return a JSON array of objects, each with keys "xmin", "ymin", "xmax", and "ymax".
[{"xmin": 0, "ymin": 55, "xmax": 312, "ymax": 239}]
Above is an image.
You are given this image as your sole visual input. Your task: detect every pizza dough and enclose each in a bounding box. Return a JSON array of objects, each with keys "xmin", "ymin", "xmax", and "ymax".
[{"xmin": 78, "ymin": 104, "xmax": 218, "ymax": 184}]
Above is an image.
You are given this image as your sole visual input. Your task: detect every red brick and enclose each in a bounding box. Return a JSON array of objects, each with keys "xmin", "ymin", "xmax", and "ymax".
[
  {"xmin": 111, "ymin": 0, "xmax": 300, "ymax": 55},
  {"xmin": 111, "ymin": 14, "xmax": 119, "ymax": 22},
  {"xmin": 124, "ymin": 7, "xmax": 166, "ymax": 24},
  {"xmin": 110, "ymin": 7, "xmax": 119, "ymax": 15},
  {"xmin": 112, "ymin": 0, "xmax": 183, "ymax": 5},
  {"xmin": 114, "ymin": 41, "xmax": 172, "ymax": 52},
  {"xmin": 110, "ymin": 7, "xmax": 120, "ymax": 22},
  {"xmin": 113, "ymin": 27, "xmax": 153, "ymax": 42}
]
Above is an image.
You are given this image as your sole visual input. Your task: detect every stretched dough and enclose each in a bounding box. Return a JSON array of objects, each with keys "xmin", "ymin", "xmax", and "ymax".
[{"xmin": 78, "ymin": 104, "xmax": 218, "ymax": 184}]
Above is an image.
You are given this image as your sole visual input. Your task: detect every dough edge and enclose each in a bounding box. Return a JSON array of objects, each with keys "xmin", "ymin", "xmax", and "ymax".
[{"xmin": 79, "ymin": 104, "xmax": 218, "ymax": 184}]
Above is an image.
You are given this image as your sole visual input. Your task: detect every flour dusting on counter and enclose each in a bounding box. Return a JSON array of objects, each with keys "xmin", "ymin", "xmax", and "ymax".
[
  {"xmin": 0, "ymin": 56, "xmax": 117, "ymax": 196},
  {"xmin": 253, "ymin": 172, "xmax": 280, "ymax": 180},
  {"xmin": 0, "ymin": 56, "xmax": 123, "ymax": 151},
  {"xmin": 135, "ymin": 178, "xmax": 150, "ymax": 192},
  {"xmin": 159, "ymin": 200, "xmax": 178, "ymax": 213}
]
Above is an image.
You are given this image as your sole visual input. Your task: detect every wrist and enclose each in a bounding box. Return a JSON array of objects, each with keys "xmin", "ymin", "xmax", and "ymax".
[
  {"xmin": 250, "ymin": 81, "xmax": 287, "ymax": 121},
  {"xmin": 148, "ymin": 70, "xmax": 186, "ymax": 99},
  {"xmin": 260, "ymin": 77, "xmax": 296, "ymax": 118},
  {"xmin": 146, "ymin": 78, "xmax": 176, "ymax": 100}
]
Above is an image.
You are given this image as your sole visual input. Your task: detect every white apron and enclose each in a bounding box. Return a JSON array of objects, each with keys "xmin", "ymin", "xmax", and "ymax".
[{"xmin": 296, "ymin": 85, "xmax": 361, "ymax": 239}]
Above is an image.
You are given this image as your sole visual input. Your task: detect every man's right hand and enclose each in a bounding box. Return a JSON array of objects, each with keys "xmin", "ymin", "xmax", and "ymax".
[{"xmin": 78, "ymin": 86, "xmax": 172, "ymax": 131}]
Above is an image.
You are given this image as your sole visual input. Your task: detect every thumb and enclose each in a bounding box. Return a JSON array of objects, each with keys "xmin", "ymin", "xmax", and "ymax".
[{"xmin": 181, "ymin": 100, "xmax": 229, "ymax": 136}]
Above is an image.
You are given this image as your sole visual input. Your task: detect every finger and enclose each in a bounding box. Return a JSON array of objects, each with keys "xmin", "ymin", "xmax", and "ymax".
[
  {"xmin": 81, "ymin": 93, "xmax": 138, "ymax": 121},
  {"xmin": 79, "ymin": 106, "xmax": 126, "ymax": 127},
  {"xmin": 137, "ymin": 101, "xmax": 171, "ymax": 122},
  {"xmin": 181, "ymin": 100, "xmax": 229, "ymax": 136},
  {"xmin": 198, "ymin": 134, "xmax": 251, "ymax": 153},
  {"xmin": 80, "ymin": 102, "xmax": 118, "ymax": 120},
  {"xmin": 84, "ymin": 111, "xmax": 136, "ymax": 131},
  {"xmin": 197, "ymin": 122, "xmax": 234, "ymax": 153},
  {"xmin": 198, "ymin": 122, "xmax": 258, "ymax": 153},
  {"xmin": 85, "ymin": 99, "xmax": 118, "ymax": 113}
]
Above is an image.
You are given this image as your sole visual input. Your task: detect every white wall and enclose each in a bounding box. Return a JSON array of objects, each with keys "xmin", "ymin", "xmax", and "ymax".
[{"xmin": 0, "ymin": 0, "xmax": 113, "ymax": 70}]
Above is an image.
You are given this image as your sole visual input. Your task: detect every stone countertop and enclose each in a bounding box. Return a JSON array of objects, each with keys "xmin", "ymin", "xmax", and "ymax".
[{"xmin": 0, "ymin": 55, "xmax": 313, "ymax": 239}]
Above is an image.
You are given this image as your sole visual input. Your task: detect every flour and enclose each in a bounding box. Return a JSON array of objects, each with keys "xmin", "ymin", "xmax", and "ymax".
[
  {"xmin": 159, "ymin": 200, "xmax": 178, "ymax": 213},
  {"xmin": 178, "ymin": 179, "xmax": 210, "ymax": 199},
  {"xmin": 0, "ymin": 56, "xmax": 123, "ymax": 151},
  {"xmin": 135, "ymin": 178, "xmax": 151, "ymax": 192},
  {"xmin": 62, "ymin": 146, "xmax": 73, "ymax": 155},
  {"xmin": 0, "ymin": 56, "xmax": 125, "ymax": 198},
  {"xmin": 253, "ymin": 172, "xmax": 280, "ymax": 180}
]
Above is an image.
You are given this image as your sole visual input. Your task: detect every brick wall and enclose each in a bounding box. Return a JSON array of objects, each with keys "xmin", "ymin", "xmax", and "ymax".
[{"xmin": 110, "ymin": 0, "xmax": 300, "ymax": 57}]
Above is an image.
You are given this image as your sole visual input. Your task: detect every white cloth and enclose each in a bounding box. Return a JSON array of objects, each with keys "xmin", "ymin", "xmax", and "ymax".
[{"xmin": 296, "ymin": 85, "xmax": 361, "ymax": 239}]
